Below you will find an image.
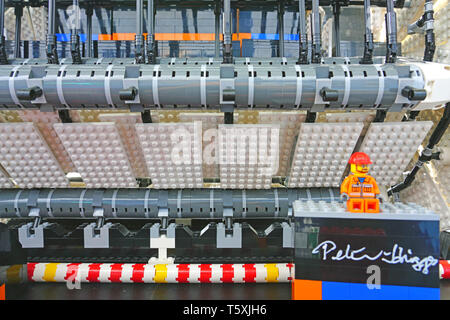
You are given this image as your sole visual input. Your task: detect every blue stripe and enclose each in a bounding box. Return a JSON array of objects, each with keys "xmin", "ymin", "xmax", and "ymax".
[
  {"xmin": 55, "ymin": 33, "xmax": 99, "ymax": 42},
  {"xmin": 250, "ymin": 33, "xmax": 299, "ymax": 41},
  {"xmin": 322, "ymin": 281, "xmax": 440, "ymax": 300}
]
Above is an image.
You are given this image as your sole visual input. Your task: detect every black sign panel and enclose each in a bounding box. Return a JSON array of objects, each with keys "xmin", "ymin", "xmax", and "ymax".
[{"xmin": 294, "ymin": 217, "xmax": 440, "ymax": 288}]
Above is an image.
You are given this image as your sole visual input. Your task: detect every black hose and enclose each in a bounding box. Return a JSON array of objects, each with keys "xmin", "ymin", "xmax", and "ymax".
[{"xmin": 388, "ymin": 103, "xmax": 450, "ymax": 196}]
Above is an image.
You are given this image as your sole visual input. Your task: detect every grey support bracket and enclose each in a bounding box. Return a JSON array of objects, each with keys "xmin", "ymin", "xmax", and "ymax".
[
  {"xmin": 18, "ymin": 221, "xmax": 50, "ymax": 249},
  {"xmin": 18, "ymin": 189, "xmax": 41, "ymax": 248},
  {"xmin": 222, "ymin": 191, "xmax": 234, "ymax": 218},
  {"xmin": 313, "ymin": 66, "xmax": 333, "ymax": 111},
  {"xmin": 220, "ymin": 65, "xmax": 235, "ymax": 109},
  {"xmin": 18, "ymin": 193, "xmax": 46, "ymax": 248},
  {"xmin": 83, "ymin": 189, "xmax": 110, "ymax": 248},
  {"xmin": 217, "ymin": 222, "xmax": 242, "ymax": 248},
  {"xmin": 157, "ymin": 190, "xmax": 169, "ymax": 218},
  {"xmin": 281, "ymin": 222, "xmax": 294, "ymax": 248},
  {"xmin": 92, "ymin": 190, "xmax": 105, "ymax": 217},
  {"xmin": 83, "ymin": 222, "xmax": 113, "ymax": 248}
]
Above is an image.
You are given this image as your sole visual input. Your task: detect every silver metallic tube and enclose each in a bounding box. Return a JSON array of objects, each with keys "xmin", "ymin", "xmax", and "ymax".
[
  {"xmin": 214, "ymin": 0, "xmax": 221, "ymax": 58},
  {"xmin": 146, "ymin": 0, "xmax": 155, "ymax": 63},
  {"xmin": 310, "ymin": 0, "xmax": 321, "ymax": 63},
  {"xmin": 14, "ymin": 6, "xmax": 22, "ymax": 58},
  {"xmin": 0, "ymin": 188, "xmax": 340, "ymax": 219},
  {"xmin": 222, "ymin": 0, "xmax": 232, "ymax": 63},
  {"xmin": 135, "ymin": 0, "xmax": 145, "ymax": 63},
  {"xmin": 0, "ymin": 0, "xmax": 4, "ymax": 37},
  {"xmin": 0, "ymin": 61, "xmax": 426, "ymax": 110},
  {"xmin": 278, "ymin": 0, "xmax": 285, "ymax": 58},
  {"xmin": 86, "ymin": 6, "xmax": 93, "ymax": 58}
]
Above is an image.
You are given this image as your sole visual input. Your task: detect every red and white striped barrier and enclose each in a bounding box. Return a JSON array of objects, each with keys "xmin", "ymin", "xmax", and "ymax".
[
  {"xmin": 440, "ymin": 260, "xmax": 450, "ymax": 279},
  {"xmin": 27, "ymin": 263, "xmax": 294, "ymax": 284}
]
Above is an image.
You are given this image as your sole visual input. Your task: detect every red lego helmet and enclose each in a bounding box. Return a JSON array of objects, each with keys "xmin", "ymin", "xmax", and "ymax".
[{"xmin": 348, "ymin": 152, "xmax": 372, "ymax": 165}]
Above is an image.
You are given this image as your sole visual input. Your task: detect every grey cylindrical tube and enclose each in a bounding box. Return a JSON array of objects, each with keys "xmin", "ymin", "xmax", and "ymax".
[
  {"xmin": 86, "ymin": 7, "xmax": 93, "ymax": 57},
  {"xmin": 278, "ymin": 1, "xmax": 285, "ymax": 58},
  {"xmin": 310, "ymin": 0, "xmax": 321, "ymax": 63},
  {"xmin": 223, "ymin": 0, "xmax": 231, "ymax": 46},
  {"xmin": 48, "ymin": 0, "xmax": 55, "ymax": 35},
  {"xmin": 148, "ymin": 0, "xmax": 154, "ymax": 39},
  {"xmin": 146, "ymin": 0, "xmax": 155, "ymax": 62},
  {"xmin": 72, "ymin": 0, "xmax": 80, "ymax": 31},
  {"xmin": 14, "ymin": 6, "xmax": 22, "ymax": 58},
  {"xmin": 0, "ymin": 188, "xmax": 339, "ymax": 219},
  {"xmin": 333, "ymin": 4, "xmax": 340, "ymax": 57},
  {"xmin": 0, "ymin": 0, "xmax": 4, "ymax": 37},
  {"xmin": 298, "ymin": 0, "xmax": 308, "ymax": 63},
  {"xmin": 214, "ymin": 0, "xmax": 220, "ymax": 58},
  {"xmin": 137, "ymin": 0, "xmax": 143, "ymax": 38}
]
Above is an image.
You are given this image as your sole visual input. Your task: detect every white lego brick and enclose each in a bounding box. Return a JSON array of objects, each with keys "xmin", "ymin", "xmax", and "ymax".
[
  {"xmin": 54, "ymin": 123, "xmax": 138, "ymax": 188},
  {"xmin": 359, "ymin": 121, "xmax": 433, "ymax": 186},
  {"xmin": 18, "ymin": 111, "xmax": 75, "ymax": 173},
  {"xmin": 136, "ymin": 123, "xmax": 204, "ymax": 189},
  {"xmin": 288, "ymin": 122, "xmax": 364, "ymax": 188},
  {"xmin": 218, "ymin": 124, "xmax": 280, "ymax": 189},
  {"xmin": 98, "ymin": 113, "xmax": 149, "ymax": 178},
  {"xmin": 259, "ymin": 112, "xmax": 306, "ymax": 176},
  {"xmin": 412, "ymin": 62, "xmax": 450, "ymax": 110},
  {"xmin": 0, "ymin": 123, "xmax": 69, "ymax": 188},
  {"xmin": 293, "ymin": 200, "xmax": 438, "ymax": 220}
]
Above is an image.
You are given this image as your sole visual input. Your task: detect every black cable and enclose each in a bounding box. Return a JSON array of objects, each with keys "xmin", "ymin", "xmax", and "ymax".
[
  {"xmin": 224, "ymin": 112, "xmax": 234, "ymax": 124},
  {"xmin": 423, "ymin": 0, "xmax": 435, "ymax": 62},
  {"xmin": 385, "ymin": 0, "xmax": 398, "ymax": 63},
  {"xmin": 141, "ymin": 110, "xmax": 153, "ymax": 123},
  {"xmin": 388, "ymin": 103, "xmax": 450, "ymax": 196},
  {"xmin": 305, "ymin": 111, "xmax": 316, "ymax": 123},
  {"xmin": 58, "ymin": 110, "xmax": 73, "ymax": 123},
  {"xmin": 374, "ymin": 110, "xmax": 387, "ymax": 122},
  {"xmin": 360, "ymin": 0, "xmax": 374, "ymax": 64},
  {"xmin": 297, "ymin": 0, "xmax": 308, "ymax": 64}
]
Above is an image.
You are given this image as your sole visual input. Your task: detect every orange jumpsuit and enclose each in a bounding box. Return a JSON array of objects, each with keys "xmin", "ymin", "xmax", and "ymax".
[{"xmin": 340, "ymin": 174, "xmax": 381, "ymax": 213}]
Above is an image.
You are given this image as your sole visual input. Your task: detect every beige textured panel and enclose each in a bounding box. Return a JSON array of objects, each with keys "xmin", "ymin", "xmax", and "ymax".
[
  {"xmin": 359, "ymin": 121, "xmax": 434, "ymax": 186},
  {"xmin": 218, "ymin": 124, "xmax": 279, "ymax": 189},
  {"xmin": 0, "ymin": 123, "xmax": 69, "ymax": 188},
  {"xmin": 323, "ymin": 111, "xmax": 376, "ymax": 137},
  {"xmin": 136, "ymin": 123, "xmax": 204, "ymax": 189},
  {"xmin": 288, "ymin": 123, "xmax": 364, "ymax": 188},
  {"xmin": 259, "ymin": 111, "xmax": 306, "ymax": 176},
  {"xmin": 18, "ymin": 111, "xmax": 75, "ymax": 173},
  {"xmin": 179, "ymin": 112, "xmax": 238, "ymax": 179},
  {"xmin": 54, "ymin": 123, "xmax": 138, "ymax": 188},
  {"xmin": 98, "ymin": 113, "xmax": 148, "ymax": 178}
]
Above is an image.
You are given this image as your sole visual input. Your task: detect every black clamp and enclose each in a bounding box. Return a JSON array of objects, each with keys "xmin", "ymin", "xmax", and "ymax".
[
  {"xmin": 401, "ymin": 86, "xmax": 427, "ymax": 101},
  {"xmin": 119, "ymin": 87, "xmax": 138, "ymax": 101},
  {"xmin": 17, "ymin": 86, "xmax": 43, "ymax": 101},
  {"xmin": 320, "ymin": 87, "xmax": 339, "ymax": 102}
]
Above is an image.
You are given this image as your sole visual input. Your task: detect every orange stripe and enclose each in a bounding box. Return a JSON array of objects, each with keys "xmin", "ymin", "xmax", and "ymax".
[
  {"xmin": 0, "ymin": 284, "xmax": 5, "ymax": 300},
  {"xmin": 292, "ymin": 279, "xmax": 322, "ymax": 300},
  {"xmin": 97, "ymin": 33, "xmax": 252, "ymax": 42}
]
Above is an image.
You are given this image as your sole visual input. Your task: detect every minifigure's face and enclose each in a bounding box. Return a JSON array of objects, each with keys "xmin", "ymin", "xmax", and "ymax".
[{"xmin": 351, "ymin": 164, "xmax": 370, "ymax": 174}]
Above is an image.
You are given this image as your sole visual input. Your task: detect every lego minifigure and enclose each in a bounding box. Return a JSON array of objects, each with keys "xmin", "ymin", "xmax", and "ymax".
[{"xmin": 340, "ymin": 152, "xmax": 382, "ymax": 213}]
